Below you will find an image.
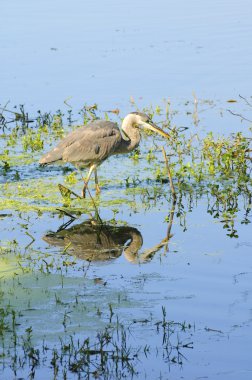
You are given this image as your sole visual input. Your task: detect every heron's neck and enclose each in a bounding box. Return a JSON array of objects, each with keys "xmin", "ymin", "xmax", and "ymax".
[
  {"xmin": 118, "ymin": 115, "xmax": 141, "ymax": 153},
  {"xmin": 123, "ymin": 228, "xmax": 143, "ymax": 263}
]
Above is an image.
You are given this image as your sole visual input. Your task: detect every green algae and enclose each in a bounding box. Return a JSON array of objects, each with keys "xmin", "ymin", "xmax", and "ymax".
[
  {"xmin": 0, "ymin": 257, "xmax": 21, "ymax": 279},
  {"xmin": 0, "ymin": 152, "xmax": 35, "ymax": 167}
]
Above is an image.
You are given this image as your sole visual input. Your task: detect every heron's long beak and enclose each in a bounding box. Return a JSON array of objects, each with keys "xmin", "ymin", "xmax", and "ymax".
[{"xmin": 142, "ymin": 121, "xmax": 170, "ymax": 139}]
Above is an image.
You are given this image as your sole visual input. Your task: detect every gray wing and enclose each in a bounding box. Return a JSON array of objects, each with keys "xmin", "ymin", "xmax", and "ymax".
[{"xmin": 39, "ymin": 120, "xmax": 122, "ymax": 165}]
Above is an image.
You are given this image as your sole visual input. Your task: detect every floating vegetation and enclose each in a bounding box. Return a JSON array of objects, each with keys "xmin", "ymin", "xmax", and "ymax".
[
  {"xmin": 0, "ymin": 98, "xmax": 251, "ymax": 379},
  {"xmin": 1, "ymin": 100, "xmax": 250, "ymax": 236}
]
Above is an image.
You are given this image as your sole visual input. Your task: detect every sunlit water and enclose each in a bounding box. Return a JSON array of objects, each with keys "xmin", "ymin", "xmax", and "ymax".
[
  {"xmin": 1, "ymin": 0, "xmax": 252, "ymax": 111},
  {"xmin": 1, "ymin": 197, "xmax": 252, "ymax": 379},
  {"xmin": 1, "ymin": 0, "xmax": 252, "ymax": 379}
]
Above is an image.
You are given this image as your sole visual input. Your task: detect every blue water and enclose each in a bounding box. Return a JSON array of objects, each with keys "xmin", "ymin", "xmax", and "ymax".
[
  {"xmin": 1, "ymin": 0, "xmax": 252, "ymax": 111},
  {"xmin": 1, "ymin": 1, "xmax": 252, "ymax": 379}
]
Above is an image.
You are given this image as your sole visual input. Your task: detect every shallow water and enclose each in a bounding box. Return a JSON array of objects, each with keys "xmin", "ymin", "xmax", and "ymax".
[
  {"xmin": 1, "ymin": 197, "xmax": 252, "ymax": 379},
  {"xmin": 1, "ymin": 128, "xmax": 252, "ymax": 379},
  {"xmin": 1, "ymin": 1, "xmax": 252, "ymax": 379}
]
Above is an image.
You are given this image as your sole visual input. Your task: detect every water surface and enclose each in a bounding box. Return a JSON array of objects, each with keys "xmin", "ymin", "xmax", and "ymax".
[
  {"xmin": 0, "ymin": 1, "xmax": 252, "ymax": 379},
  {"xmin": 1, "ymin": 0, "xmax": 252, "ymax": 110}
]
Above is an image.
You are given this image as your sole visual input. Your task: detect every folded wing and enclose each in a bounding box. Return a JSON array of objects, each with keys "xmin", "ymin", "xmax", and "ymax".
[{"xmin": 39, "ymin": 120, "xmax": 122, "ymax": 166}]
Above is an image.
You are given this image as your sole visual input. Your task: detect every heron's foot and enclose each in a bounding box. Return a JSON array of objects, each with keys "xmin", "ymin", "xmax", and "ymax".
[{"xmin": 95, "ymin": 184, "xmax": 101, "ymax": 195}]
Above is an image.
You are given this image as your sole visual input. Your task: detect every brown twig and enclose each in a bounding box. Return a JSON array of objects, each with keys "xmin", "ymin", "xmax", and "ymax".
[
  {"xmin": 140, "ymin": 195, "xmax": 177, "ymax": 260},
  {"xmin": 227, "ymin": 109, "xmax": 252, "ymax": 123},
  {"xmin": 77, "ymin": 170, "xmax": 103, "ymax": 224},
  {"xmin": 56, "ymin": 208, "xmax": 77, "ymax": 219},
  {"xmin": 167, "ymin": 196, "xmax": 176, "ymax": 240},
  {"xmin": 85, "ymin": 186, "xmax": 103, "ymax": 225},
  {"xmin": 161, "ymin": 146, "xmax": 176, "ymax": 198},
  {"xmin": 139, "ymin": 239, "xmax": 168, "ymax": 262},
  {"xmin": 161, "ymin": 147, "xmax": 177, "ymax": 242},
  {"xmin": 239, "ymin": 94, "xmax": 252, "ymax": 107}
]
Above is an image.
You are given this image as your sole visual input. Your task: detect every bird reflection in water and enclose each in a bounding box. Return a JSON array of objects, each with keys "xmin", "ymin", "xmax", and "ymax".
[
  {"xmin": 43, "ymin": 220, "xmax": 143, "ymax": 263},
  {"xmin": 43, "ymin": 219, "xmax": 170, "ymax": 263}
]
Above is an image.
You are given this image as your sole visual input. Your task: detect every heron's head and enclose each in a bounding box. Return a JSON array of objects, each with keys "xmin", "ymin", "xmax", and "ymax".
[{"xmin": 129, "ymin": 112, "xmax": 170, "ymax": 139}]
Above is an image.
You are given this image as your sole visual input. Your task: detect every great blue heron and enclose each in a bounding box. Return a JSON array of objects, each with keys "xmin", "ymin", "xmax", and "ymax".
[
  {"xmin": 39, "ymin": 112, "xmax": 170, "ymax": 197},
  {"xmin": 43, "ymin": 221, "xmax": 143, "ymax": 263}
]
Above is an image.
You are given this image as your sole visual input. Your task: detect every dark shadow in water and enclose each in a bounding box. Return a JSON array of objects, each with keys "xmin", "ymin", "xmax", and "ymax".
[
  {"xmin": 43, "ymin": 209, "xmax": 175, "ymax": 264},
  {"xmin": 43, "ymin": 220, "xmax": 144, "ymax": 263}
]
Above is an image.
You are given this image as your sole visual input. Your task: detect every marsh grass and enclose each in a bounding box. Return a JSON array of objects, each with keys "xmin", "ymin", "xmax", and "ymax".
[
  {"xmin": 0, "ymin": 238, "xmax": 193, "ymax": 378},
  {"xmin": 0, "ymin": 99, "xmax": 251, "ymax": 378},
  {"xmin": 0, "ymin": 101, "xmax": 251, "ymax": 238}
]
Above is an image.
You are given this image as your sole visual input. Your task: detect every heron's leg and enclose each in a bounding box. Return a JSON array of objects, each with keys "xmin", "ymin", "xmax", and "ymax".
[
  {"xmin": 94, "ymin": 169, "xmax": 101, "ymax": 195},
  {"xmin": 82, "ymin": 164, "xmax": 96, "ymax": 198}
]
